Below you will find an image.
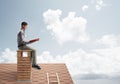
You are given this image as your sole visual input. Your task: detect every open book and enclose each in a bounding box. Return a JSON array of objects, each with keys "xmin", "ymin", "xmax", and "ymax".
[{"xmin": 29, "ymin": 38, "xmax": 40, "ymax": 43}]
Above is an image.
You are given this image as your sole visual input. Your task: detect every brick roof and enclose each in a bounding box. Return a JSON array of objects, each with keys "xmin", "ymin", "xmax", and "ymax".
[{"xmin": 0, "ymin": 64, "xmax": 73, "ymax": 84}]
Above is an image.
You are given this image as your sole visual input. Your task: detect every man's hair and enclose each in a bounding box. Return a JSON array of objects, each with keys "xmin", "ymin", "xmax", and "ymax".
[{"xmin": 21, "ymin": 22, "xmax": 28, "ymax": 26}]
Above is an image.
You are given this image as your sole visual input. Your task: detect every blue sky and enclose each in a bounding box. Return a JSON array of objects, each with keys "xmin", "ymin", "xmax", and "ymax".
[
  {"xmin": 0, "ymin": 0, "xmax": 119, "ymax": 53},
  {"xmin": 0, "ymin": 0, "xmax": 120, "ymax": 84}
]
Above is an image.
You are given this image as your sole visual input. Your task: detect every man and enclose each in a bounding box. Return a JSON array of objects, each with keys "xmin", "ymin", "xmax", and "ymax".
[{"xmin": 17, "ymin": 22, "xmax": 41, "ymax": 69}]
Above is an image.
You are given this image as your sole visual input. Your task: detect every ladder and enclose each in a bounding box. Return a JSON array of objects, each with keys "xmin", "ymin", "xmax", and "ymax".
[{"xmin": 47, "ymin": 73, "xmax": 60, "ymax": 84}]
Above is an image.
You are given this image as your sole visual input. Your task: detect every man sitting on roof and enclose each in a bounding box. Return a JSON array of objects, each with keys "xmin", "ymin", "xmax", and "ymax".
[{"xmin": 17, "ymin": 21, "xmax": 41, "ymax": 70}]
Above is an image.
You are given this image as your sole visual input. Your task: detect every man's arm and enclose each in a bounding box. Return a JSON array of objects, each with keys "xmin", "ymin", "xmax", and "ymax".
[
  {"xmin": 18, "ymin": 31, "xmax": 39, "ymax": 47},
  {"xmin": 18, "ymin": 31, "xmax": 29, "ymax": 46},
  {"xmin": 21, "ymin": 32, "xmax": 29, "ymax": 44}
]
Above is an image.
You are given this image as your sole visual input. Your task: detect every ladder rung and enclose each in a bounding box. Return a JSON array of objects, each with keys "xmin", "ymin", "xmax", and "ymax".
[
  {"xmin": 50, "ymin": 81, "xmax": 58, "ymax": 82},
  {"xmin": 50, "ymin": 82, "xmax": 58, "ymax": 84},
  {"xmin": 47, "ymin": 73, "xmax": 60, "ymax": 84},
  {"xmin": 49, "ymin": 75, "xmax": 57, "ymax": 77}
]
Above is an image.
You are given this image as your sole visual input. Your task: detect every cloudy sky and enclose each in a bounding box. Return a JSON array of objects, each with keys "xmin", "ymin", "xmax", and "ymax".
[{"xmin": 0, "ymin": 0, "xmax": 120, "ymax": 84}]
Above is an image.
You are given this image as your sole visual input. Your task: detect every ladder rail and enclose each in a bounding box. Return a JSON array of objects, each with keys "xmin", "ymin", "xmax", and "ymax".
[
  {"xmin": 47, "ymin": 73, "xmax": 49, "ymax": 84},
  {"xmin": 56, "ymin": 73, "xmax": 60, "ymax": 84},
  {"xmin": 47, "ymin": 72, "xmax": 60, "ymax": 84}
]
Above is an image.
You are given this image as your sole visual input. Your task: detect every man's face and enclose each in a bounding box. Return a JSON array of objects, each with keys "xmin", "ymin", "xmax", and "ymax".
[{"xmin": 22, "ymin": 25, "xmax": 28, "ymax": 30}]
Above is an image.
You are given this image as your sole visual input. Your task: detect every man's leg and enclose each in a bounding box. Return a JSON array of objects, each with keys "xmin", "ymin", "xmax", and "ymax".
[
  {"xmin": 19, "ymin": 46, "xmax": 40, "ymax": 69},
  {"xmin": 31, "ymin": 48, "xmax": 37, "ymax": 66}
]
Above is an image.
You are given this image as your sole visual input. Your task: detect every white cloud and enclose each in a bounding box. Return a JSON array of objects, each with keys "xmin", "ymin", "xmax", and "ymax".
[
  {"xmin": 85, "ymin": 0, "xmax": 108, "ymax": 11},
  {"xmin": 95, "ymin": 5, "xmax": 102, "ymax": 11},
  {"xmin": 0, "ymin": 48, "xmax": 16, "ymax": 63},
  {"xmin": 94, "ymin": 0, "xmax": 107, "ymax": 11},
  {"xmin": 43, "ymin": 9, "xmax": 89, "ymax": 44},
  {"xmin": 82, "ymin": 5, "xmax": 89, "ymax": 11},
  {"xmin": 37, "ymin": 47, "xmax": 120, "ymax": 77},
  {"xmin": 96, "ymin": 34, "xmax": 120, "ymax": 48},
  {"xmin": 69, "ymin": 47, "xmax": 120, "ymax": 76}
]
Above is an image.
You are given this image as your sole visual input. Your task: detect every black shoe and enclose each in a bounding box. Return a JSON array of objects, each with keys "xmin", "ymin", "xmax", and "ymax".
[{"xmin": 32, "ymin": 64, "xmax": 41, "ymax": 70}]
